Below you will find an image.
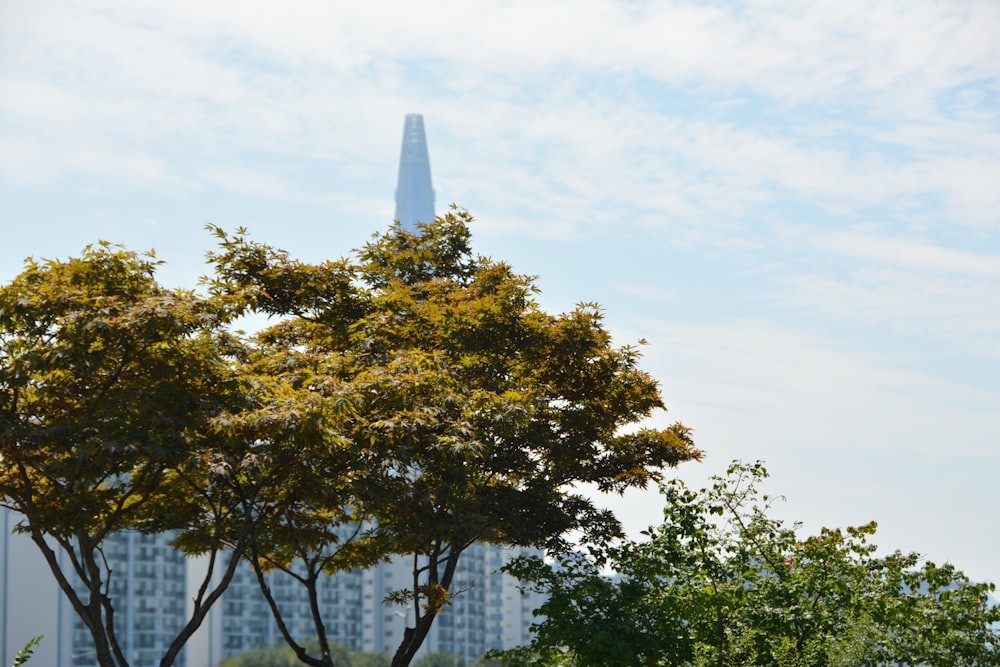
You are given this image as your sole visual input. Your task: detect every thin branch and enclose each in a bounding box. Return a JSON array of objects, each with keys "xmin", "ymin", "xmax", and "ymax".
[{"xmin": 247, "ymin": 543, "xmax": 329, "ymax": 667}]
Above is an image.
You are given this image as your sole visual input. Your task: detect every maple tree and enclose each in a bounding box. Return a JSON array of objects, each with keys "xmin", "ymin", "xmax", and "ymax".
[
  {"xmin": 1, "ymin": 212, "xmax": 701, "ymax": 667},
  {"xmin": 206, "ymin": 209, "xmax": 700, "ymax": 667},
  {"xmin": 0, "ymin": 244, "xmax": 260, "ymax": 667}
]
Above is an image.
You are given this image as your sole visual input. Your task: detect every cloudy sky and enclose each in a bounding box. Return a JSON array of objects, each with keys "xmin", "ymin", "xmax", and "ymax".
[{"xmin": 1, "ymin": 1, "xmax": 998, "ymax": 584}]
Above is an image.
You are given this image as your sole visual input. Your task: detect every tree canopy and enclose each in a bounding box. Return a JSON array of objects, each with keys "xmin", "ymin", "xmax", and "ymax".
[
  {"xmin": 495, "ymin": 461, "xmax": 1000, "ymax": 667},
  {"xmin": 411, "ymin": 653, "xmax": 458, "ymax": 667},
  {"xmin": 6, "ymin": 217, "xmax": 997, "ymax": 667},
  {"xmin": 0, "ymin": 244, "xmax": 268, "ymax": 667},
  {"xmin": 217, "ymin": 641, "xmax": 387, "ymax": 667},
  {"xmin": 1, "ymin": 213, "xmax": 699, "ymax": 667},
  {"xmin": 205, "ymin": 210, "xmax": 700, "ymax": 667}
]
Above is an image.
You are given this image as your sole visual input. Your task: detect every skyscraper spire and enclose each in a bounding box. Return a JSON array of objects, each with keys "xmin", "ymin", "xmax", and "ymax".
[{"xmin": 394, "ymin": 114, "xmax": 435, "ymax": 232}]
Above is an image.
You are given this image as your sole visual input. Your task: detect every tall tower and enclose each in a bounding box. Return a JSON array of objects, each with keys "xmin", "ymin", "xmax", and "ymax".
[{"xmin": 394, "ymin": 114, "xmax": 435, "ymax": 231}]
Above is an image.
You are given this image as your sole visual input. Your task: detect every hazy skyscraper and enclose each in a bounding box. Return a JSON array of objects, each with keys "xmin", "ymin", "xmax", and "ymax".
[{"xmin": 394, "ymin": 114, "xmax": 435, "ymax": 231}]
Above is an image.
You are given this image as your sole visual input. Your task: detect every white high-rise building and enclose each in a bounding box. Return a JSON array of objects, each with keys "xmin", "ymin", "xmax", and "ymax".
[
  {"xmin": 184, "ymin": 553, "xmax": 367, "ymax": 667},
  {"xmin": 182, "ymin": 542, "xmax": 544, "ymax": 666},
  {"xmin": 70, "ymin": 532, "xmax": 188, "ymax": 667},
  {"xmin": 1, "ymin": 511, "xmax": 190, "ymax": 667},
  {"xmin": 1, "ymin": 508, "xmax": 72, "ymax": 667},
  {"xmin": 354, "ymin": 544, "xmax": 542, "ymax": 662}
]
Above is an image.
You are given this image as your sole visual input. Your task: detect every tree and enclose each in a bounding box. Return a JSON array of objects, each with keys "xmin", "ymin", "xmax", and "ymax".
[
  {"xmin": 498, "ymin": 461, "xmax": 1000, "ymax": 667},
  {"xmin": 206, "ymin": 209, "xmax": 700, "ymax": 667},
  {"xmin": 216, "ymin": 642, "xmax": 394, "ymax": 667},
  {"xmin": 348, "ymin": 653, "xmax": 392, "ymax": 667},
  {"xmin": 411, "ymin": 653, "xmax": 457, "ymax": 667},
  {"xmin": 217, "ymin": 641, "xmax": 354, "ymax": 667},
  {"xmin": 0, "ymin": 245, "xmax": 261, "ymax": 667}
]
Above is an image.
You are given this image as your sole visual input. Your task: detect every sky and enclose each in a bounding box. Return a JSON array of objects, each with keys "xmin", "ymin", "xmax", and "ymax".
[{"xmin": 1, "ymin": 1, "xmax": 998, "ymax": 585}]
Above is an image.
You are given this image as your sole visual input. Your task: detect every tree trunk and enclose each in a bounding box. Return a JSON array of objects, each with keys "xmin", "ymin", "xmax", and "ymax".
[{"xmin": 390, "ymin": 547, "xmax": 462, "ymax": 667}]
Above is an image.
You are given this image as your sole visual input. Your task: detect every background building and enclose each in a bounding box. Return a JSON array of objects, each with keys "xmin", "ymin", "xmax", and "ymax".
[
  {"xmin": 0, "ymin": 518, "xmax": 189, "ymax": 667},
  {"xmin": 187, "ymin": 543, "xmax": 542, "ymax": 667},
  {"xmin": 1, "ymin": 507, "xmax": 72, "ymax": 667},
  {"xmin": 394, "ymin": 113, "xmax": 435, "ymax": 232},
  {"xmin": 353, "ymin": 545, "xmax": 540, "ymax": 662},
  {"xmin": 71, "ymin": 533, "xmax": 188, "ymax": 667}
]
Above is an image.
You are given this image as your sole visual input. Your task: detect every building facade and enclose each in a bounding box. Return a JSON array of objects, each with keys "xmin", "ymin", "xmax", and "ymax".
[
  {"xmin": 0, "ymin": 515, "xmax": 190, "ymax": 667},
  {"xmin": 71, "ymin": 532, "xmax": 188, "ymax": 667},
  {"xmin": 353, "ymin": 544, "xmax": 541, "ymax": 662},
  {"xmin": 1, "ymin": 507, "xmax": 72, "ymax": 667},
  {"xmin": 184, "ymin": 542, "xmax": 542, "ymax": 666}
]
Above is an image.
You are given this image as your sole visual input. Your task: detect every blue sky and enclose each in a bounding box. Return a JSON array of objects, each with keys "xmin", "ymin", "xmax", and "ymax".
[{"xmin": 1, "ymin": 1, "xmax": 998, "ymax": 584}]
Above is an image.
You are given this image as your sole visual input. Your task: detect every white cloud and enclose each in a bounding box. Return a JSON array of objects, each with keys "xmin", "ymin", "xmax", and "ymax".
[
  {"xmin": 0, "ymin": 133, "xmax": 182, "ymax": 190},
  {"xmin": 201, "ymin": 164, "xmax": 292, "ymax": 198},
  {"xmin": 822, "ymin": 232, "xmax": 1000, "ymax": 278},
  {"xmin": 615, "ymin": 283, "xmax": 676, "ymax": 303},
  {"xmin": 3, "ymin": 0, "xmax": 998, "ymax": 237},
  {"xmin": 0, "ymin": 135, "xmax": 54, "ymax": 185},
  {"xmin": 597, "ymin": 316, "xmax": 1000, "ymax": 582},
  {"xmin": 747, "ymin": 230, "xmax": 1000, "ymax": 357},
  {"xmin": 644, "ymin": 319, "xmax": 998, "ymax": 436},
  {"xmin": 775, "ymin": 271, "xmax": 1000, "ymax": 358}
]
